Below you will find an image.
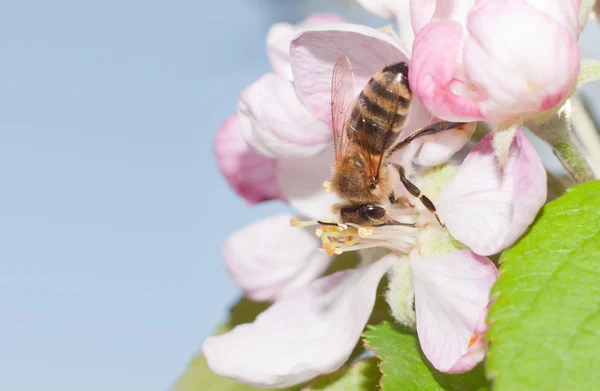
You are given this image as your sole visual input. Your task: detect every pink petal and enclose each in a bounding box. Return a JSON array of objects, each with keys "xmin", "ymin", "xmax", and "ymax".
[
  {"xmin": 223, "ymin": 213, "xmax": 331, "ymax": 302},
  {"xmin": 267, "ymin": 14, "xmax": 346, "ymax": 80},
  {"xmin": 238, "ymin": 73, "xmax": 331, "ymax": 159},
  {"xmin": 276, "ymin": 148, "xmax": 341, "ymax": 219},
  {"xmin": 410, "ymin": 20, "xmax": 485, "ymax": 121},
  {"xmin": 203, "ymin": 257, "xmax": 394, "ymax": 388},
  {"xmin": 290, "ymin": 24, "xmax": 409, "ymax": 124},
  {"xmin": 436, "ymin": 128, "xmax": 547, "ymax": 256},
  {"xmin": 411, "ymin": 250, "xmax": 497, "ymax": 373},
  {"xmin": 214, "ymin": 114, "xmax": 280, "ymax": 205},
  {"xmin": 463, "ymin": 0, "xmax": 580, "ymax": 119}
]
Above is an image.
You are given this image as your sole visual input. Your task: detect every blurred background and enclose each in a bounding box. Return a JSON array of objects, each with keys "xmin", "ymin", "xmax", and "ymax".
[{"xmin": 1, "ymin": 1, "xmax": 599, "ymax": 390}]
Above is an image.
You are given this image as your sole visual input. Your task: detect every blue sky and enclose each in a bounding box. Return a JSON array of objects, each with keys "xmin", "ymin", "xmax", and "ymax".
[
  {"xmin": 1, "ymin": 1, "xmax": 599, "ymax": 390},
  {"xmin": 0, "ymin": 1, "xmax": 382, "ymax": 390}
]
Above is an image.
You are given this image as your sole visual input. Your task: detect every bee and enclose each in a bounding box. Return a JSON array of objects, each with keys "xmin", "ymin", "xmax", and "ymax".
[{"xmin": 328, "ymin": 55, "xmax": 467, "ymax": 227}]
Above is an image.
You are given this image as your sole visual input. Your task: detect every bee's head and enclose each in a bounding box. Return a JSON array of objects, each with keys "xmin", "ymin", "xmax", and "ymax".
[
  {"xmin": 339, "ymin": 203, "xmax": 388, "ymax": 226},
  {"xmin": 332, "ymin": 152, "xmax": 382, "ymax": 203},
  {"xmin": 369, "ymin": 176, "xmax": 378, "ymax": 190}
]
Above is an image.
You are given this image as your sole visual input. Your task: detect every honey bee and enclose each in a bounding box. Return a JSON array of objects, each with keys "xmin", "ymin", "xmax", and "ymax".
[{"xmin": 328, "ymin": 55, "xmax": 467, "ymax": 227}]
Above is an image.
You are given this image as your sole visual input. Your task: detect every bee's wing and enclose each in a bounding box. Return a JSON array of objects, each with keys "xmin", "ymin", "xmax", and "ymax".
[
  {"xmin": 360, "ymin": 79, "xmax": 403, "ymax": 180},
  {"xmin": 331, "ymin": 55, "xmax": 357, "ymax": 159}
]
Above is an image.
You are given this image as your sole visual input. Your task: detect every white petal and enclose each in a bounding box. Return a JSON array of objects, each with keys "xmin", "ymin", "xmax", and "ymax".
[
  {"xmin": 203, "ymin": 258, "xmax": 394, "ymax": 388},
  {"xmin": 224, "ymin": 213, "xmax": 331, "ymax": 302},
  {"xmin": 411, "ymin": 250, "xmax": 497, "ymax": 372},
  {"xmin": 354, "ymin": 0, "xmax": 415, "ymax": 46},
  {"xmin": 436, "ymin": 129, "xmax": 547, "ymax": 256},
  {"xmin": 238, "ymin": 73, "xmax": 331, "ymax": 159},
  {"xmin": 267, "ymin": 14, "xmax": 347, "ymax": 80},
  {"xmin": 276, "ymin": 147, "xmax": 341, "ymax": 219},
  {"xmin": 524, "ymin": 0, "xmax": 580, "ymax": 37},
  {"xmin": 414, "ymin": 122, "xmax": 476, "ymax": 166},
  {"xmin": 290, "ymin": 24, "xmax": 409, "ymax": 124},
  {"xmin": 410, "ymin": 0, "xmax": 437, "ymax": 34},
  {"xmin": 463, "ymin": 0, "xmax": 580, "ymax": 119}
]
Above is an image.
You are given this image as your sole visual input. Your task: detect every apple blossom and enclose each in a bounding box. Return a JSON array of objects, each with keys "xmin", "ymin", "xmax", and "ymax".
[
  {"xmin": 222, "ymin": 213, "xmax": 332, "ymax": 302},
  {"xmin": 204, "ymin": 129, "xmax": 546, "ymax": 387},
  {"xmin": 355, "ymin": 0, "xmax": 599, "ymax": 182},
  {"xmin": 408, "ymin": 0, "xmax": 581, "ymax": 123},
  {"xmin": 214, "ymin": 114, "xmax": 280, "ymax": 205},
  {"xmin": 214, "ymin": 14, "xmax": 344, "ymax": 206},
  {"xmin": 203, "ymin": 21, "xmax": 548, "ymax": 387}
]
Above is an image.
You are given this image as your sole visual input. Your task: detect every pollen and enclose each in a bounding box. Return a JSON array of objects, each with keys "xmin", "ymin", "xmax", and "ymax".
[
  {"xmin": 468, "ymin": 333, "xmax": 479, "ymax": 348},
  {"xmin": 323, "ymin": 181, "xmax": 333, "ymax": 192},
  {"xmin": 319, "ymin": 224, "xmax": 364, "ymax": 254},
  {"xmin": 358, "ymin": 226, "xmax": 373, "ymax": 238},
  {"xmin": 290, "ymin": 217, "xmax": 368, "ymax": 254},
  {"xmin": 290, "ymin": 218, "xmax": 318, "ymax": 227}
]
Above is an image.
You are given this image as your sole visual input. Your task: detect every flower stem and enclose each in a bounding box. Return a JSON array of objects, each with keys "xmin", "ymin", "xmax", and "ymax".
[
  {"xmin": 551, "ymin": 131, "xmax": 595, "ymax": 183},
  {"xmin": 527, "ymin": 98, "xmax": 599, "ymax": 183}
]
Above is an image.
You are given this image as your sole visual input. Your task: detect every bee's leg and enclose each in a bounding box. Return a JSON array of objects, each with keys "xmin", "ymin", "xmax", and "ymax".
[
  {"xmin": 373, "ymin": 219, "xmax": 416, "ymax": 227},
  {"xmin": 389, "ymin": 121, "xmax": 468, "ymax": 155},
  {"xmin": 390, "ymin": 163, "xmax": 444, "ymax": 226}
]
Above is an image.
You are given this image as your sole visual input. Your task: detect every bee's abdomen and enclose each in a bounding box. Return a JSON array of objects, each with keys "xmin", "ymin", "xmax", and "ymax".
[{"xmin": 354, "ymin": 62, "xmax": 412, "ymax": 153}]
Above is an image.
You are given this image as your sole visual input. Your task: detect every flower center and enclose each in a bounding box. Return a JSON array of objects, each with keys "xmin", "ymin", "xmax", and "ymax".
[
  {"xmin": 291, "ymin": 207, "xmax": 419, "ymax": 256},
  {"xmin": 291, "ymin": 165, "xmax": 461, "ymax": 256}
]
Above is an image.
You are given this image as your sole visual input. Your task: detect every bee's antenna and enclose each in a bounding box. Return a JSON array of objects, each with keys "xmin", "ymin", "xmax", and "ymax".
[{"xmin": 317, "ymin": 221, "xmax": 340, "ymax": 227}]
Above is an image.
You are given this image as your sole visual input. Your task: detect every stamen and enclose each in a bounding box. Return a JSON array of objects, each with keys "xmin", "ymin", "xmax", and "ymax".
[
  {"xmin": 290, "ymin": 218, "xmax": 320, "ymax": 227},
  {"xmin": 318, "ymin": 222, "xmax": 418, "ymax": 255},
  {"xmin": 292, "ymin": 214, "xmax": 419, "ymax": 256}
]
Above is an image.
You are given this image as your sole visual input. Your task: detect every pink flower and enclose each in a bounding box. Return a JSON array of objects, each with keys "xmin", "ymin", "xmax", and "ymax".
[
  {"xmin": 204, "ymin": 24, "xmax": 548, "ymax": 387},
  {"xmin": 204, "ymin": 130, "xmax": 546, "ymax": 387},
  {"xmin": 221, "ymin": 18, "xmax": 472, "ymax": 211},
  {"xmin": 290, "ymin": 24, "xmax": 475, "ymax": 167},
  {"xmin": 408, "ymin": 0, "xmax": 581, "ymax": 122},
  {"xmin": 214, "ymin": 114, "xmax": 280, "ymax": 205},
  {"xmin": 223, "ymin": 213, "xmax": 332, "ymax": 302},
  {"xmin": 214, "ymin": 14, "xmax": 344, "ymax": 206}
]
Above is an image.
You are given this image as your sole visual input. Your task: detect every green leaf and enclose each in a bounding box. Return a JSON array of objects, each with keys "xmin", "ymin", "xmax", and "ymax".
[
  {"xmin": 579, "ymin": 0, "xmax": 596, "ymax": 26},
  {"xmin": 487, "ymin": 181, "xmax": 600, "ymax": 391},
  {"xmin": 303, "ymin": 358, "xmax": 381, "ymax": 391},
  {"xmin": 323, "ymin": 251, "xmax": 360, "ymax": 275},
  {"xmin": 216, "ymin": 298, "xmax": 270, "ymax": 335},
  {"xmin": 172, "ymin": 354, "xmax": 257, "ymax": 391},
  {"xmin": 172, "ymin": 353, "xmax": 302, "ymax": 391},
  {"xmin": 363, "ymin": 323, "xmax": 489, "ymax": 391}
]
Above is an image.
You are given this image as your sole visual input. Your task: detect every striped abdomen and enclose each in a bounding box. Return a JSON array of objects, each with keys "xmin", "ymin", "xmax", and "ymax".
[{"xmin": 349, "ymin": 62, "xmax": 412, "ymax": 155}]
